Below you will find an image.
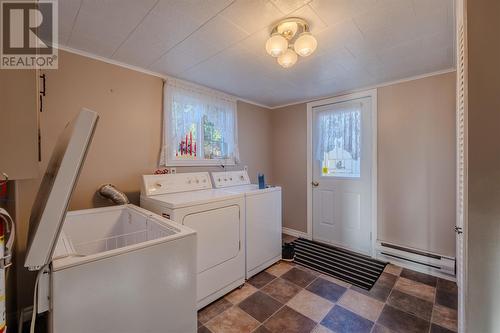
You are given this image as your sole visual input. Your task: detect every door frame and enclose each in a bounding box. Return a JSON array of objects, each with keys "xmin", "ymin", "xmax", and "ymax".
[
  {"xmin": 455, "ymin": 0, "xmax": 468, "ymax": 331},
  {"xmin": 306, "ymin": 89, "xmax": 378, "ymax": 256}
]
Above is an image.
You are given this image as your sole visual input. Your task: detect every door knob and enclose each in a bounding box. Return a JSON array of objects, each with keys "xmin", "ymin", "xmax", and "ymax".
[{"xmin": 312, "ymin": 181, "xmax": 319, "ymax": 187}]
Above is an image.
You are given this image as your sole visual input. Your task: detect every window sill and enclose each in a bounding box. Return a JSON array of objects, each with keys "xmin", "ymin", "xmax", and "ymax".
[{"xmin": 166, "ymin": 159, "xmax": 236, "ymax": 167}]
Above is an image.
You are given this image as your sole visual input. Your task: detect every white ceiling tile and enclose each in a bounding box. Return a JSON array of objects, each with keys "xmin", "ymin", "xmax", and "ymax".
[
  {"xmin": 421, "ymin": 31, "xmax": 454, "ymax": 53},
  {"xmin": 237, "ymin": 28, "xmax": 270, "ymax": 57},
  {"xmin": 150, "ymin": 16, "xmax": 248, "ymax": 74},
  {"xmin": 270, "ymin": 0, "xmax": 312, "ymax": 14},
  {"xmin": 220, "ymin": 0, "xmax": 283, "ymax": 35},
  {"xmin": 67, "ymin": 0, "xmax": 157, "ymax": 57},
  {"xmin": 314, "ymin": 19, "xmax": 364, "ymax": 56},
  {"xmin": 412, "ymin": 0, "xmax": 453, "ymax": 18},
  {"xmin": 301, "ymin": 80, "xmax": 342, "ymax": 99},
  {"xmin": 370, "ymin": 43, "xmax": 453, "ymax": 83},
  {"xmin": 113, "ymin": 0, "xmax": 233, "ymax": 67},
  {"xmin": 289, "ymin": 4, "xmax": 327, "ymax": 33},
  {"xmin": 318, "ymin": 47, "xmax": 354, "ymax": 69},
  {"xmin": 345, "ymin": 42, "xmax": 381, "ymax": 66},
  {"xmin": 58, "ymin": 0, "xmax": 81, "ymax": 44},
  {"xmin": 353, "ymin": 0, "xmax": 415, "ymax": 36},
  {"xmin": 194, "ymin": 15, "xmax": 249, "ymax": 48},
  {"xmin": 309, "ymin": 0, "xmax": 377, "ymax": 26},
  {"xmin": 290, "ymin": 52, "xmax": 347, "ymax": 83},
  {"xmin": 359, "ymin": 20, "xmax": 419, "ymax": 52},
  {"xmin": 413, "ymin": 0, "xmax": 454, "ymax": 38},
  {"xmin": 149, "ymin": 35, "xmax": 219, "ymax": 75},
  {"xmin": 177, "ymin": 0, "xmax": 236, "ymax": 22},
  {"xmin": 187, "ymin": 47, "xmax": 262, "ymax": 83},
  {"xmin": 377, "ymin": 38, "xmax": 424, "ymax": 68},
  {"xmin": 182, "ymin": 45, "xmax": 300, "ymax": 104}
]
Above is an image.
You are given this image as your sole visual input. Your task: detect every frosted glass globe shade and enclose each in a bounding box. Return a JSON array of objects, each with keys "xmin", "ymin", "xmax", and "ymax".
[
  {"xmin": 265, "ymin": 33, "xmax": 288, "ymax": 57},
  {"xmin": 277, "ymin": 49, "xmax": 298, "ymax": 68},
  {"xmin": 294, "ymin": 32, "xmax": 318, "ymax": 57}
]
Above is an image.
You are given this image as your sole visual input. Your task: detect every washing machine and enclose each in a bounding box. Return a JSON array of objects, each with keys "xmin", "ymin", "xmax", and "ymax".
[
  {"xmin": 141, "ymin": 172, "xmax": 245, "ymax": 309},
  {"xmin": 212, "ymin": 170, "xmax": 282, "ymax": 278}
]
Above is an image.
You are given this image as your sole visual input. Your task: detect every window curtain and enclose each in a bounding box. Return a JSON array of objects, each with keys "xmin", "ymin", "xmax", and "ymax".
[
  {"xmin": 160, "ymin": 79, "xmax": 239, "ymax": 165},
  {"xmin": 314, "ymin": 102, "xmax": 362, "ymax": 161}
]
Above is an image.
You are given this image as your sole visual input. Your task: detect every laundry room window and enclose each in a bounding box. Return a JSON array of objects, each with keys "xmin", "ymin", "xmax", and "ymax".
[{"xmin": 160, "ymin": 79, "xmax": 239, "ymax": 166}]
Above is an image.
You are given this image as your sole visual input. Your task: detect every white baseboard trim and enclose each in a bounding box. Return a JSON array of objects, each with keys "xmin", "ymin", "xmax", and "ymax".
[
  {"xmin": 378, "ymin": 253, "xmax": 457, "ymax": 281},
  {"xmin": 282, "ymin": 227, "xmax": 309, "ymax": 239},
  {"xmin": 375, "ymin": 241, "xmax": 456, "ymax": 281}
]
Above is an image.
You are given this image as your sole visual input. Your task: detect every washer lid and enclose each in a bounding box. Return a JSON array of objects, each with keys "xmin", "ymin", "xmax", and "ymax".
[
  {"xmin": 25, "ymin": 109, "xmax": 99, "ymax": 271},
  {"xmin": 221, "ymin": 184, "xmax": 281, "ymax": 195}
]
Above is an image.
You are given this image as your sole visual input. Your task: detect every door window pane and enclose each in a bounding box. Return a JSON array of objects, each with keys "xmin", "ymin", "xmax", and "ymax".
[{"xmin": 317, "ymin": 109, "xmax": 361, "ymax": 178}]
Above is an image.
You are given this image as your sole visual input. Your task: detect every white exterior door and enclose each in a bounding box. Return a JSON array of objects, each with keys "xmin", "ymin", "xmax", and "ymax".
[{"xmin": 311, "ymin": 96, "xmax": 373, "ymax": 255}]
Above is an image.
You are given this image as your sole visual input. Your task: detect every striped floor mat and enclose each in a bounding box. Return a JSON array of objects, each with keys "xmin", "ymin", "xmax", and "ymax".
[{"xmin": 292, "ymin": 238, "xmax": 387, "ymax": 290}]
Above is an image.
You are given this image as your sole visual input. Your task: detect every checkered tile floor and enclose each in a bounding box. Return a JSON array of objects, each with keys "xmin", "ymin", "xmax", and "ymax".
[{"xmin": 197, "ymin": 260, "xmax": 458, "ymax": 333}]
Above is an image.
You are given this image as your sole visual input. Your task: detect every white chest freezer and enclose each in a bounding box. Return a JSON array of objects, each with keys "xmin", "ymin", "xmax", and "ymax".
[{"xmin": 24, "ymin": 109, "xmax": 197, "ymax": 333}]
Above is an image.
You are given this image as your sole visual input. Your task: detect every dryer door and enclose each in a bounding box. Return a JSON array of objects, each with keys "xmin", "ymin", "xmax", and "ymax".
[{"xmin": 183, "ymin": 205, "xmax": 241, "ymax": 273}]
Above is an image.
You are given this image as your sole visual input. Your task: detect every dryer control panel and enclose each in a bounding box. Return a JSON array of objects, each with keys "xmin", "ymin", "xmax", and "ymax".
[
  {"xmin": 212, "ymin": 170, "xmax": 251, "ymax": 188},
  {"xmin": 142, "ymin": 172, "xmax": 212, "ymax": 196}
]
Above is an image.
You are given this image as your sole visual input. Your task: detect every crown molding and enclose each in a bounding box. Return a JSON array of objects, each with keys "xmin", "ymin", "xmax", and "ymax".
[
  {"xmin": 57, "ymin": 45, "xmax": 455, "ymax": 111},
  {"xmin": 58, "ymin": 45, "xmax": 167, "ymax": 79},
  {"xmin": 56, "ymin": 45, "xmax": 270, "ymax": 109},
  {"xmin": 269, "ymin": 67, "xmax": 457, "ymax": 109}
]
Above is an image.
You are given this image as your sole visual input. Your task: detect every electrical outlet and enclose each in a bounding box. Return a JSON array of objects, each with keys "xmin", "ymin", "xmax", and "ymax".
[{"xmin": 170, "ymin": 167, "xmax": 176, "ymax": 174}]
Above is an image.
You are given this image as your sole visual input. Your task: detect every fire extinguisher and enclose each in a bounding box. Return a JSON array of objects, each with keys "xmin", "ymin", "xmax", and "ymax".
[{"xmin": 0, "ymin": 174, "xmax": 15, "ymax": 333}]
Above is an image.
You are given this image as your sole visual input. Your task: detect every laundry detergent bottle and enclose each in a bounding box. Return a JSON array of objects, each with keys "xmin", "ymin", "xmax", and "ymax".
[{"xmin": 258, "ymin": 173, "xmax": 265, "ymax": 189}]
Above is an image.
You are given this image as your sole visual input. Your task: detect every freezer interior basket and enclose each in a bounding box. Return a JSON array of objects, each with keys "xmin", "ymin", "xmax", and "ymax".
[{"xmin": 53, "ymin": 206, "xmax": 179, "ymax": 258}]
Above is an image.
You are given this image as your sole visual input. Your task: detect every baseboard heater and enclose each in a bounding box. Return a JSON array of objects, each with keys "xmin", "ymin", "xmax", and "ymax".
[{"xmin": 376, "ymin": 241, "xmax": 455, "ymax": 277}]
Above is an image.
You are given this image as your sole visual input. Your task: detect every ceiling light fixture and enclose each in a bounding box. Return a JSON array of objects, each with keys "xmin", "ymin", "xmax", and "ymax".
[{"xmin": 266, "ymin": 17, "xmax": 317, "ymax": 68}]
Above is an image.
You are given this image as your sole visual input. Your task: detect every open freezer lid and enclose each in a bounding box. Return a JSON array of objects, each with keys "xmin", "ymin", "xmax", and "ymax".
[{"xmin": 24, "ymin": 109, "xmax": 99, "ymax": 271}]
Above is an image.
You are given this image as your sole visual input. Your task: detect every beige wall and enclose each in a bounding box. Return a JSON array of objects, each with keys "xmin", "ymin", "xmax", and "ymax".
[
  {"xmin": 0, "ymin": 69, "xmax": 38, "ymax": 180},
  {"xmin": 14, "ymin": 51, "xmax": 273, "ymax": 313},
  {"xmin": 271, "ymin": 72, "xmax": 456, "ymax": 257},
  {"xmin": 466, "ymin": 0, "xmax": 500, "ymax": 331},
  {"xmin": 378, "ymin": 72, "xmax": 456, "ymax": 256},
  {"xmin": 271, "ymin": 103, "xmax": 308, "ymax": 232},
  {"xmin": 44, "ymin": 51, "xmax": 164, "ymax": 210},
  {"xmin": 236, "ymin": 101, "xmax": 274, "ymax": 183}
]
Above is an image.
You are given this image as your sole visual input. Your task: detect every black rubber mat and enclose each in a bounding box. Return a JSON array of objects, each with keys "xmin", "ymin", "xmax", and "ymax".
[{"xmin": 292, "ymin": 238, "xmax": 387, "ymax": 290}]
